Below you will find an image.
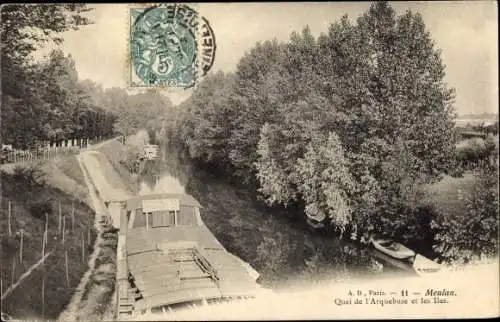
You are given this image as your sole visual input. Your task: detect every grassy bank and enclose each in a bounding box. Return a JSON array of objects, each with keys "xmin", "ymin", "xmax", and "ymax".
[
  {"xmin": 421, "ymin": 172, "xmax": 476, "ymax": 216},
  {"xmin": 0, "ymin": 157, "xmax": 97, "ymax": 319},
  {"xmin": 95, "ymin": 139, "xmax": 140, "ymax": 194}
]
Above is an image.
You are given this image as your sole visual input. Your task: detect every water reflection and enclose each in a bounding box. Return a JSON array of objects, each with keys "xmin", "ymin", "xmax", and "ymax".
[
  {"xmin": 139, "ymin": 160, "xmax": 185, "ymax": 195},
  {"xmin": 138, "ymin": 146, "xmax": 190, "ymax": 195}
]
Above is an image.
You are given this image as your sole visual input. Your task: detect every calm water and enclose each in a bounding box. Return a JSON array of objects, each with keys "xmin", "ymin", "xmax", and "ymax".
[{"xmin": 137, "ymin": 143, "xmax": 416, "ymax": 288}]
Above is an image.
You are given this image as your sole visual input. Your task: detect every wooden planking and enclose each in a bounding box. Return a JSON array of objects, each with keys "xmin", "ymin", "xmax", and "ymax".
[
  {"xmin": 117, "ymin": 260, "xmax": 128, "ymax": 279},
  {"xmin": 139, "ymin": 278, "xmax": 217, "ymax": 298},
  {"xmin": 134, "ymin": 271, "xmax": 179, "ymax": 285},
  {"xmin": 178, "ymin": 261, "xmax": 201, "ymax": 272},
  {"xmin": 126, "ymin": 241, "xmax": 157, "ymax": 255},
  {"xmin": 138, "ymin": 285, "xmax": 180, "ymax": 298},
  {"xmin": 126, "ymin": 226, "xmax": 224, "ymax": 255},
  {"xmin": 179, "ymin": 278, "xmax": 216, "ymax": 290},
  {"xmin": 129, "ymin": 253, "xmax": 174, "ymax": 266},
  {"xmin": 217, "ymin": 269, "xmax": 252, "ymax": 281},
  {"xmin": 202, "ymin": 249, "xmax": 245, "ymax": 268},
  {"xmin": 217, "ymin": 281, "xmax": 261, "ymax": 298},
  {"xmin": 127, "ymin": 252, "xmax": 165, "ymax": 269},
  {"xmin": 177, "ymin": 207, "xmax": 198, "ymax": 226},
  {"xmin": 122, "ymin": 205, "xmax": 264, "ymax": 312},
  {"xmin": 130, "ymin": 262, "xmax": 179, "ymax": 275},
  {"xmin": 134, "ymin": 287, "xmax": 222, "ymax": 310},
  {"xmin": 180, "ymin": 269, "xmax": 210, "ymax": 279},
  {"xmin": 134, "ymin": 274, "xmax": 179, "ymax": 290},
  {"xmin": 118, "ymin": 279, "xmax": 129, "ymax": 299},
  {"xmin": 135, "ymin": 279, "xmax": 177, "ymax": 293},
  {"xmin": 151, "ymin": 211, "xmax": 175, "ymax": 227}
]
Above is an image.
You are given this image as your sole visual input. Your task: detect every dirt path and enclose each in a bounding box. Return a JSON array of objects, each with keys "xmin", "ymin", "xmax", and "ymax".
[{"xmin": 57, "ymin": 153, "xmax": 111, "ymax": 321}]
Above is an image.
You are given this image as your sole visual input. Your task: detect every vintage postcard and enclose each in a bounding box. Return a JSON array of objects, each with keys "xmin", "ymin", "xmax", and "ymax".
[{"xmin": 0, "ymin": 2, "xmax": 498, "ymax": 321}]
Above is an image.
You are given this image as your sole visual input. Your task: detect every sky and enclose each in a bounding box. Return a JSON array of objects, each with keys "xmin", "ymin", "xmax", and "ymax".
[{"xmin": 35, "ymin": 1, "xmax": 498, "ymax": 115}]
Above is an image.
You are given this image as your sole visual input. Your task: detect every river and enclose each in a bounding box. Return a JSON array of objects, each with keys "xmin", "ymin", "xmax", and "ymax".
[{"xmin": 137, "ymin": 143, "xmax": 416, "ymax": 290}]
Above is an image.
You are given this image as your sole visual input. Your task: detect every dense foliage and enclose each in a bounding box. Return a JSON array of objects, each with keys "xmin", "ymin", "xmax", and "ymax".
[
  {"xmin": 1, "ymin": 5, "xmax": 118, "ymax": 148},
  {"xmin": 86, "ymin": 87, "xmax": 174, "ymax": 137},
  {"xmin": 1, "ymin": 4, "xmax": 174, "ymax": 149},
  {"xmin": 432, "ymin": 158, "xmax": 499, "ymax": 264},
  {"xmin": 168, "ymin": 2, "xmax": 460, "ymax": 243}
]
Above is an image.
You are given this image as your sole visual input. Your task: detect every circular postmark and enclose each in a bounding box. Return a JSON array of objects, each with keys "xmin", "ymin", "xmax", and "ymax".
[{"xmin": 130, "ymin": 4, "xmax": 216, "ymax": 88}]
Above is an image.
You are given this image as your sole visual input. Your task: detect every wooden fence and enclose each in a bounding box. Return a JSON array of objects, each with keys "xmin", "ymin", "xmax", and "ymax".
[
  {"xmin": 2, "ymin": 146, "xmax": 81, "ymax": 164},
  {"xmin": 1, "ymin": 137, "xmax": 114, "ymax": 165}
]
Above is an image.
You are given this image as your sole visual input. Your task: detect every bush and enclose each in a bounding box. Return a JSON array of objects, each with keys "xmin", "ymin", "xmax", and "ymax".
[
  {"xmin": 28, "ymin": 198, "xmax": 53, "ymax": 219},
  {"xmin": 455, "ymin": 137, "xmax": 496, "ymax": 169},
  {"xmin": 431, "ymin": 161, "xmax": 499, "ymax": 264},
  {"xmin": 11, "ymin": 164, "xmax": 46, "ymax": 187}
]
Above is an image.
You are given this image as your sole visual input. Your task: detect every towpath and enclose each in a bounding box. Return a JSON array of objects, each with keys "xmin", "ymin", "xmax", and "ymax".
[{"xmin": 58, "ymin": 140, "xmax": 132, "ymax": 321}]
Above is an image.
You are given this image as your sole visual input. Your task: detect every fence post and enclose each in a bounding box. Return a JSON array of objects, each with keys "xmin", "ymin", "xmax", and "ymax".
[
  {"xmin": 58, "ymin": 201, "xmax": 62, "ymax": 234},
  {"xmin": 62, "ymin": 215, "xmax": 66, "ymax": 245},
  {"xmin": 11, "ymin": 257, "xmax": 15, "ymax": 286},
  {"xmin": 65, "ymin": 250, "xmax": 69, "ymax": 288},
  {"xmin": 8, "ymin": 201, "xmax": 12, "ymax": 236},
  {"xmin": 1, "ymin": 265, "xmax": 2, "ymax": 307},
  {"xmin": 20, "ymin": 229, "xmax": 23, "ymax": 264},
  {"xmin": 88, "ymin": 217, "xmax": 91, "ymax": 246},
  {"xmin": 42, "ymin": 231, "xmax": 46, "ymax": 319},
  {"xmin": 44, "ymin": 213, "xmax": 48, "ymax": 248},
  {"xmin": 81, "ymin": 231, "xmax": 85, "ymax": 263}
]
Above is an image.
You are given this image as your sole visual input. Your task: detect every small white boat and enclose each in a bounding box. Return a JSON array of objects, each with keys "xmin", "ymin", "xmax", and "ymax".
[
  {"xmin": 413, "ymin": 254, "xmax": 442, "ymax": 276},
  {"xmin": 371, "ymin": 238, "xmax": 416, "ymax": 260}
]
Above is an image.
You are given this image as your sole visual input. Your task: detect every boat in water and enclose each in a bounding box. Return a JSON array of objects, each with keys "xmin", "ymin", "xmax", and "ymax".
[
  {"xmin": 413, "ymin": 254, "xmax": 443, "ymax": 276},
  {"xmin": 114, "ymin": 193, "xmax": 266, "ymax": 319},
  {"xmin": 371, "ymin": 237, "xmax": 416, "ymax": 261},
  {"xmin": 370, "ymin": 237, "xmax": 443, "ymax": 276},
  {"xmin": 143, "ymin": 144, "xmax": 160, "ymax": 160}
]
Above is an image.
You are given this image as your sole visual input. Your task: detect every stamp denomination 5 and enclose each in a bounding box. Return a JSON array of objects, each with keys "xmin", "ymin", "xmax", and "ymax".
[{"xmin": 129, "ymin": 3, "xmax": 216, "ymax": 88}]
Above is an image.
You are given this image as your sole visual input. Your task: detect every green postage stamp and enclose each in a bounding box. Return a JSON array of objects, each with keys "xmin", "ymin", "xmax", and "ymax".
[{"xmin": 129, "ymin": 4, "xmax": 216, "ymax": 88}]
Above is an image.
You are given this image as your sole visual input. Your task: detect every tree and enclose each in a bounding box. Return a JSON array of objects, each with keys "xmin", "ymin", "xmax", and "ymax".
[
  {"xmin": 255, "ymin": 122, "xmax": 296, "ymax": 206},
  {"xmin": 318, "ymin": 2, "xmax": 457, "ymax": 238},
  {"xmin": 180, "ymin": 71, "xmax": 236, "ymax": 167},
  {"xmin": 1, "ymin": 4, "xmax": 92, "ymax": 66},
  {"xmin": 228, "ymin": 40, "xmax": 288, "ymax": 183},
  {"xmin": 296, "ymin": 132, "xmax": 355, "ymax": 229},
  {"xmin": 1, "ymin": 4, "xmax": 93, "ymax": 147}
]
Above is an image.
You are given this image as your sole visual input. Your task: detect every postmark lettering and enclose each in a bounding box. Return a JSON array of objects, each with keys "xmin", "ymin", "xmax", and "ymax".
[{"xmin": 130, "ymin": 4, "xmax": 216, "ymax": 88}]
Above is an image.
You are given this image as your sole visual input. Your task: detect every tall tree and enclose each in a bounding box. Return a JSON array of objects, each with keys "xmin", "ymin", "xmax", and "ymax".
[
  {"xmin": 228, "ymin": 39, "xmax": 287, "ymax": 183},
  {"xmin": 179, "ymin": 71, "xmax": 236, "ymax": 167},
  {"xmin": 296, "ymin": 132, "xmax": 355, "ymax": 229},
  {"xmin": 1, "ymin": 4, "xmax": 93, "ymax": 147}
]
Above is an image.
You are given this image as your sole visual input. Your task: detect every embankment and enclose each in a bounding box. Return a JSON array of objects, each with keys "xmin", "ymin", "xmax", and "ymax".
[
  {"xmin": 94, "ymin": 140, "xmax": 140, "ymax": 195},
  {"xmin": 0, "ymin": 157, "xmax": 97, "ymax": 320},
  {"xmin": 57, "ymin": 154, "xmax": 120, "ymax": 322},
  {"xmin": 60, "ymin": 137, "xmax": 140, "ymax": 321}
]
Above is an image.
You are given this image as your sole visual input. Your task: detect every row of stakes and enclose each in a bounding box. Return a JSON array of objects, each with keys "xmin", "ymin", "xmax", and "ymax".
[{"xmin": 1, "ymin": 200, "xmax": 94, "ymax": 318}]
